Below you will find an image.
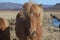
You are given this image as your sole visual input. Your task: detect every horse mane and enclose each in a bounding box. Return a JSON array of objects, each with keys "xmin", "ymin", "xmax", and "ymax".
[
  {"xmin": 16, "ymin": 3, "xmax": 43, "ymax": 40},
  {"xmin": 0, "ymin": 17, "xmax": 9, "ymax": 31},
  {"xmin": 23, "ymin": 3, "xmax": 43, "ymax": 40},
  {"xmin": 23, "ymin": 3, "xmax": 43, "ymax": 21}
]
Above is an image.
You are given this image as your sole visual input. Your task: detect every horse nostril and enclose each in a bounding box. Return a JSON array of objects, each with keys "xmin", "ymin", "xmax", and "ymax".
[
  {"xmin": 13, "ymin": 38, "xmax": 16, "ymax": 40},
  {"xmin": 29, "ymin": 31, "xmax": 36, "ymax": 39},
  {"xmin": 32, "ymin": 31, "xmax": 36, "ymax": 37}
]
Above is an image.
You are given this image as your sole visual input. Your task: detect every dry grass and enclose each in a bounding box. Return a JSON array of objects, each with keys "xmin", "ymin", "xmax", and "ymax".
[{"xmin": 42, "ymin": 11, "xmax": 60, "ymax": 40}]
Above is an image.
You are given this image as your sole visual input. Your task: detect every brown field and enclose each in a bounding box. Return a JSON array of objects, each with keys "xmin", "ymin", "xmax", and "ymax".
[
  {"xmin": 0, "ymin": 10, "xmax": 20, "ymax": 19},
  {"xmin": 0, "ymin": 10, "xmax": 60, "ymax": 40}
]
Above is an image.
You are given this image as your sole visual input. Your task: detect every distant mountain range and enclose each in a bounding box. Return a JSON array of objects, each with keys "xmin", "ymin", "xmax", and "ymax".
[
  {"xmin": 43, "ymin": 3, "xmax": 60, "ymax": 10},
  {"xmin": 0, "ymin": 2, "xmax": 60, "ymax": 10},
  {"xmin": 0, "ymin": 2, "xmax": 23, "ymax": 10}
]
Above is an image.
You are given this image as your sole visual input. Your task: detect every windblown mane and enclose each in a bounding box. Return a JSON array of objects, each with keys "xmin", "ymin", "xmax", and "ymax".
[
  {"xmin": 16, "ymin": 3, "xmax": 43, "ymax": 40},
  {"xmin": 0, "ymin": 17, "xmax": 9, "ymax": 31}
]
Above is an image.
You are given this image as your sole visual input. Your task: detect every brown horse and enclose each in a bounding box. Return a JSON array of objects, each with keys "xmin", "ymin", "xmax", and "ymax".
[
  {"xmin": 15, "ymin": 3, "xmax": 43, "ymax": 40},
  {"xmin": 0, "ymin": 17, "xmax": 10, "ymax": 40},
  {"xmin": 15, "ymin": 10, "xmax": 30, "ymax": 40}
]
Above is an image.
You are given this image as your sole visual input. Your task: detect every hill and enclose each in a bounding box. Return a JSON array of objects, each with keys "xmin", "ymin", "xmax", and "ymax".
[
  {"xmin": 0, "ymin": 2, "xmax": 23, "ymax": 10},
  {"xmin": 43, "ymin": 3, "xmax": 60, "ymax": 10},
  {"xmin": 0, "ymin": 2, "xmax": 60, "ymax": 10}
]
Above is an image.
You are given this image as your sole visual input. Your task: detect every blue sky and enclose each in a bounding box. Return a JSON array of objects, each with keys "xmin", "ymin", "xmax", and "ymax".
[{"xmin": 0, "ymin": 0, "xmax": 60, "ymax": 5}]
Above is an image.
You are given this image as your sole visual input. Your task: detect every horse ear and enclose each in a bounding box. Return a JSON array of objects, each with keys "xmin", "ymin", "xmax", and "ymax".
[
  {"xmin": 23, "ymin": 3, "xmax": 29, "ymax": 8},
  {"xmin": 16, "ymin": 13, "xmax": 21, "ymax": 20},
  {"xmin": 39, "ymin": 4, "xmax": 42, "ymax": 7}
]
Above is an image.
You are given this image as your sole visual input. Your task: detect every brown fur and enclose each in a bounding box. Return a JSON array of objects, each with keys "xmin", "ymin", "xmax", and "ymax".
[
  {"xmin": 15, "ymin": 11, "xmax": 30, "ymax": 40},
  {"xmin": 0, "ymin": 17, "xmax": 10, "ymax": 40},
  {"xmin": 0, "ymin": 17, "xmax": 9, "ymax": 31},
  {"xmin": 23, "ymin": 3, "xmax": 43, "ymax": 40},
  {"xmin": 16, "ymin": 3, "xmax": 43, "ymax": 40}
]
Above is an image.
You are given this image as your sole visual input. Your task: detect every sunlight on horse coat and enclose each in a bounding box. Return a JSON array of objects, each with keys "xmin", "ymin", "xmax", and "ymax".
[
  {"xmin": 0, "ymin": 17, "xmax": 9, "ymax": 31},
  {"xmin": 16, "ymin": 3, "xmax": 43, "ymax": 40}
]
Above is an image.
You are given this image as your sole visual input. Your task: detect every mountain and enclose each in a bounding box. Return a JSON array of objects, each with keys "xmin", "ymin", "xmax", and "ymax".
[
  {"xmin": 52, "ymin": 3, "xmax": 60, "ymax": 10},
  {"xmin": 43, "ymin": 3, "xmax": 60, "ymax": 10},
  {"xmin": 0, "ymin": 2, "xmax": 23, "ymax": 10},
  {"xmin": 0, "ymin": 2, "xmax": 60, "ymax": 10},
  {"xmin": 43, "ymin": 5, "xmax": 54, "ymax": 10}
]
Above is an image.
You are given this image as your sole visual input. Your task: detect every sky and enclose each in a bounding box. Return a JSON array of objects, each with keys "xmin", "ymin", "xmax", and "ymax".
[{"xmin": 0, "ymin": 0, "xmax": 60, "ymax": 5}]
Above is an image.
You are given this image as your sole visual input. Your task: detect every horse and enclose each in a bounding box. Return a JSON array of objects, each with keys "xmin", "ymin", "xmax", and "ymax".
[
  {"xmin": 0, "ymin": 17, "xmax": 10, "ymax": 40},
  {"xmin": 15, "ymin": 3, "xmax": 43, "ymax": 40}
]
